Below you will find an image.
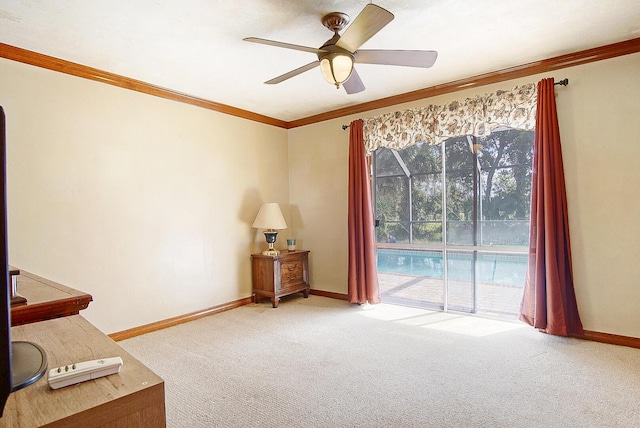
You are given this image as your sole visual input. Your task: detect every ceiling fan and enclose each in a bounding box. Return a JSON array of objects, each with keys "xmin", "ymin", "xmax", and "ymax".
[{"xmin": 243, "ymin": 3, "xmax": 438, "ymax": 94}]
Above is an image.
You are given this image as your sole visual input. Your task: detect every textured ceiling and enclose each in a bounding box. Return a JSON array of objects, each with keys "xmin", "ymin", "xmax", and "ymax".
[{"xmin": 1, "ymin": 0, "xmax": 640, "ymax": 122}]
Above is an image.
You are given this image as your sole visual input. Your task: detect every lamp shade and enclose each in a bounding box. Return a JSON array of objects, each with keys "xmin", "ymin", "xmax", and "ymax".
[
  {"xmin": 320, "ymin": 53, "xmax": 354, "ymax": 88},
  {"xmin": 252, "ymin": 203, "xmax": 287, "ymax": 230}
]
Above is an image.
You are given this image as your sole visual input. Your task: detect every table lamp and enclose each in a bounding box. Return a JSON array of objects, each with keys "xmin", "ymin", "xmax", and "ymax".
[{"xmin": 252, "ymin": 203, "xmax": 287, "ymax": 256}]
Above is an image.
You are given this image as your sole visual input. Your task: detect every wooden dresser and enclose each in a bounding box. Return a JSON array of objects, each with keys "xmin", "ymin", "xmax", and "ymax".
[
  {"xmin": 251, "ymin": 250, "xmax": 310, "ymax": 308},
  {"xmin": 10, "ymin": 269, "xmax": 93, "ymax": 327},
  {"xmin": 2, "ymin": 315, "xmax": 166, "ymax": 427}
]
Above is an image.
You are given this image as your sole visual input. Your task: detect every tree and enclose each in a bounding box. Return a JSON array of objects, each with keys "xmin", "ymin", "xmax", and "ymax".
[{"xmin": 373, "ymin": 129, "xmax": 533, "ymax": 246}]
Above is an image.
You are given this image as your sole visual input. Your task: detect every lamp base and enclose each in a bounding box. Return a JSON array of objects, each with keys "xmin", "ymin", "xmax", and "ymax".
[
  {"xmin": 262, "ymin": 248, "xmax": 280, "ymax": 256},
  {"xmin": 262, "ymin": 230, "xmax": 280, "ymax": 257}
]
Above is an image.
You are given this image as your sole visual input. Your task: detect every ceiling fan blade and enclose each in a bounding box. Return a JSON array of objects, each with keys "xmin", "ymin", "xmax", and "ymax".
[
  {"xmin": 243, "ymin": 37, "xmax": 327, "ymax": 54},
  {"xmin": 343, "ymin": 68, "xmax": 365, "ymax": 94},
  {"xmin": 265, "ymin": 61, "xmax": 320, "ymax": 84},
  {"xmin": 336, "ymin": 4, "xmax": 394, "ymax": 53},
  {"xmin": 356, "ymin": 49, "xmax": 438, "ymax": 68}
]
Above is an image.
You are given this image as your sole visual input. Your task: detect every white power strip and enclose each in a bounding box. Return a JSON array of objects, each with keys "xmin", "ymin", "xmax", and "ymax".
[{"xmin": 47, "ymin": 356, "xmax": 123, "ymax": 389}]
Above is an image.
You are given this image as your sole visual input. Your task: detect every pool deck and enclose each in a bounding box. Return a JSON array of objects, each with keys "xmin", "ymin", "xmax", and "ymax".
[{"xmin": 378, "ymin": 272, "xmax": 523, "ymax": 320}]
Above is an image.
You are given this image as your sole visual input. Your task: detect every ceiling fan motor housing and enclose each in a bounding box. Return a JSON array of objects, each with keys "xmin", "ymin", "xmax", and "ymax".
[{"xmin": 322, "ymin": 12, "xmax": 350, "ymax": 33}]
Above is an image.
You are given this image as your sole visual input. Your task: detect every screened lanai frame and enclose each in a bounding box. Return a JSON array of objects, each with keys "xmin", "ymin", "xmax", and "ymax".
[{"xmin": 373, "ymin": 131, "xmax": 534, "ymax": 247}]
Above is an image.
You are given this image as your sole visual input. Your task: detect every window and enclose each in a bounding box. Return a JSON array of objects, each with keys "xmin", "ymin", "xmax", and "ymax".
[{"xmin": 373, "ymin": 129, "xmax": 534, "ymax": 318}]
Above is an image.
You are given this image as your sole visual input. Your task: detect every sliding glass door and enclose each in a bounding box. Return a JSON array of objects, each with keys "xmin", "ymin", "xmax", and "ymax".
[{"xmin": 373, "ymin": 129, "xmax": 533, "ymax": 318}]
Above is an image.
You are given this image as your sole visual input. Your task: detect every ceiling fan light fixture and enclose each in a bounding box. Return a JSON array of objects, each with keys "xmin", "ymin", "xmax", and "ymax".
[{"xmin": 320, "ymin": 52, "xmax": 354, "ymax": 89}]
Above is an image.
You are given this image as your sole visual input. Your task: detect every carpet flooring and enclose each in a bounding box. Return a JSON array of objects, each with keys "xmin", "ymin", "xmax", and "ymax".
[{"xmin": 120, "ymin": 295, "xmax": 640, "ymax": 427}]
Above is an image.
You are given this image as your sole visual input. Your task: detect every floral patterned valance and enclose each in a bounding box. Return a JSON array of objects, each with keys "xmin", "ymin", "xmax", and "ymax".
[{"xmin": 362, "ymin": 83, "xmax": 537, "ymax": 154}]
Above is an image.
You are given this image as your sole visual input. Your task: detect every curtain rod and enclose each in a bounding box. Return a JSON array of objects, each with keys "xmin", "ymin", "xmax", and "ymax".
[{"xmin": 341, "ymin": 78, "xmax": 569, "ymax": 129}]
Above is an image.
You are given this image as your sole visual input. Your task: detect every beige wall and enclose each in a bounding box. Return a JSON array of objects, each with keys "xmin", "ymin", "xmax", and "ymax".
[
  {"xmin": 1, "ymin": 58, "xmax": 289, "ymax": 334},
  {"xmin": 287, "ymin": 124, "xmax": 350, "ymax": 293},
  {"xmin": 2, "ymin": 51, "xmax": 639, "ymax": 339},
  {"xmin": 289, "ymin": 52, "xmax": 640, "ymax": 338}
]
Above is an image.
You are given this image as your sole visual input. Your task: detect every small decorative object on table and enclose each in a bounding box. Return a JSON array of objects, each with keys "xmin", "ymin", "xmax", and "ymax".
[
  {"xmin": 9, "ymin": 268, "xmax": 27, "ymax": 306},
  {"xmin": 287, "ymin": 238, "xmax": 296, "ymax": 251}
]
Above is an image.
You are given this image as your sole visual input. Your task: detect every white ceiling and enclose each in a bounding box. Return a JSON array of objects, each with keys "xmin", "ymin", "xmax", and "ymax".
[{"xmin": 1, "ymin": 0, "xmax": 640, "ymax": 122}]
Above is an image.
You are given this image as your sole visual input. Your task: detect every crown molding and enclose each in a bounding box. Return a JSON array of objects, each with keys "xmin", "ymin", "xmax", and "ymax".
[
  {"xmin": 2, "ymin": 38, "xmax": 639, "ymax": 130},
  {"xmin": 0, "ymin": 42, "xmax": 288, "ymax": 129},
  {"xmin": 287, "ymin": 37, "xmax": 640, "ymax": 128}
]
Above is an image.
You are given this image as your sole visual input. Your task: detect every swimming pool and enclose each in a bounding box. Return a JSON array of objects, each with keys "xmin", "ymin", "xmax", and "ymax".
[{"xmin": 377, "ymin": 248, "xmax": 528, "ymax": 286}]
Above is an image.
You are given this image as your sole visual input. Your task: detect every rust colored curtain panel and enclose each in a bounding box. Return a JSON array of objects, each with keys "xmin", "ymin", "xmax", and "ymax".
[
  {"xmin": 347, "ymin": 119, "xmax": 381, "ymax": 304},
  {"xmin": 519, "ymin": 78, "xmax": 583, "ymax": 336}
]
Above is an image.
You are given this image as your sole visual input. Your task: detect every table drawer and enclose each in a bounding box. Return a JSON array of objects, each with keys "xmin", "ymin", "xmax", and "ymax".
[{"xmin": 280, "ymin": 261, "xmax": 303, "ymax": 287}]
